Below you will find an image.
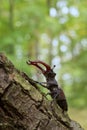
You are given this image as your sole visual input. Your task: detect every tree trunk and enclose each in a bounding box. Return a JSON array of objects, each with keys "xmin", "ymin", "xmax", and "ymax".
[
  {"xmin": 0, "ymin": 53, "xmax": 84, "ymax": 130},
  {"xmin": 9, "ymin": 0, "xmax": 14, "ymax": 30}
]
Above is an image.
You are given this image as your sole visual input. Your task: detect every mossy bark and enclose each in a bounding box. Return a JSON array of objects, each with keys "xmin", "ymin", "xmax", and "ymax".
[{"xmin": 0, "ymin": 53, "xmax": 84, "ymax": 130}]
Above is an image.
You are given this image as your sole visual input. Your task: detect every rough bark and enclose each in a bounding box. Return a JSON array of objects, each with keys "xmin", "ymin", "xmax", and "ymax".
[{"xmin": 0, "ymin": 53, "xmax": 84, "ymax": 130}]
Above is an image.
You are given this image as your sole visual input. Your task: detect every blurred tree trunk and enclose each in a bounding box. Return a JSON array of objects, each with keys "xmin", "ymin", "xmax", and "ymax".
[
  {"xmin": 0, "ymin": 53, "xmax": 84, "ymax": 130},
  {"xmin": 48, "ymin": 40, "xmax": 53, "ymax": 66},
  {"xmin": 35, "ymin": 41, "xmax": 39, "ymax": 60},
  {"xmin": 9, "ymin": 0, "xmax": 14, "ymax": 30}
]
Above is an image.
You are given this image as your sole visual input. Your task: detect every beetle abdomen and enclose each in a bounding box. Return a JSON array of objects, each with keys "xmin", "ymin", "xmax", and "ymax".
[{"xmin": 57, "ymin": 99, "xmax": 68, "ymax": 112}]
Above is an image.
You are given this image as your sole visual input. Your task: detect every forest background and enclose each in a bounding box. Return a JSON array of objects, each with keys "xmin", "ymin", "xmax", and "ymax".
[{"xmin": 0, "ymin": 0, "xmax": 87, "ymax": 129}]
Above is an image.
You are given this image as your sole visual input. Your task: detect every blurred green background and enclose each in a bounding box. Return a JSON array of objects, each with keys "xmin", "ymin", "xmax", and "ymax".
[{"xmin": 0, "ymin": 0, "xmax": 87, "ymax": 129}]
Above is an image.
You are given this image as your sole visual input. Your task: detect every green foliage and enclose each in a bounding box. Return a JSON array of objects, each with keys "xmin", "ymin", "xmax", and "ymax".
[{"xmin": 0, "ymin": 0, "xmax": 87, "ymax": 108}]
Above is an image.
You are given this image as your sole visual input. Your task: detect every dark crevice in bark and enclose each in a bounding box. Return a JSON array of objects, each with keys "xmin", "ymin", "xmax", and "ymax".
[
  {"xmin": 14, "ymin": 123, "xmax": 26, "ymax": 130},
  {"xmin": 0, "ymin": 99, "xmax": 24, "ymax": 120},
  {"xmin": 34, "ymin": 121, "xmax": 41, "ymax": 130},
  {"xmin": 1, "ymin": 82, "xmax": 13, "ymax": 98}
]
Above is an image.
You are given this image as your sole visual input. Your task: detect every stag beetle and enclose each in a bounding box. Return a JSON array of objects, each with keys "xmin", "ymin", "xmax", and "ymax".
[{"xmin": 27, "ymin": 60, "xmax": 68, "ymax": 113}]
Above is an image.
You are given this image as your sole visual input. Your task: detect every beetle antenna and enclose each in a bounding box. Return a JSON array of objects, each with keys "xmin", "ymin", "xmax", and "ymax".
[{"xmin": 52, "ymin": 65, "xmax": 56, "ymax": 70}]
